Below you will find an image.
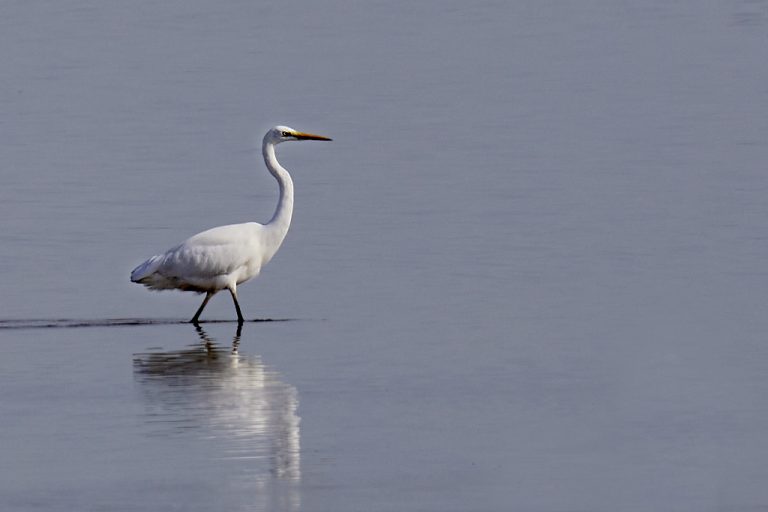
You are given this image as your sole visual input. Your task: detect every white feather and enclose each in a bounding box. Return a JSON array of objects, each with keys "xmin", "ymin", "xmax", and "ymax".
[{"xmin": 131, "ymin": 222, "xmax": 267, "ymax": 292}]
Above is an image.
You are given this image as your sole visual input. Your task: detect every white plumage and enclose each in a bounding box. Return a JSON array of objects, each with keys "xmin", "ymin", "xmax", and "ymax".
[
  {"xmin": 131, "ymin": 125, "xmax": 331, "ymax": 323},
  {"xmin": 131, "ymin": 223, "xmax": 268, "ymax": 292}
]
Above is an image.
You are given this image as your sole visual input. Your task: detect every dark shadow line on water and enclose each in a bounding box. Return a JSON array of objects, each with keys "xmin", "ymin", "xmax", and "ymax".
[{"xmin": 0, "ymin": 318, "xmax": 298, "ymax": 331}]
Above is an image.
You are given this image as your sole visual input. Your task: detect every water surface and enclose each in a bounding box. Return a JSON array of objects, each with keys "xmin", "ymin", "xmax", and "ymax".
[{"xmin": 2, "ymin": 1, "xmax": 768, "ymax": 511}]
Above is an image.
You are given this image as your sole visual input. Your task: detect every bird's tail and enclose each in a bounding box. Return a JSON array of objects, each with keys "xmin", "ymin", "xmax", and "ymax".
[{"xmin": 130, "ymin": 255, "xmax": 164, "ymax": 284}]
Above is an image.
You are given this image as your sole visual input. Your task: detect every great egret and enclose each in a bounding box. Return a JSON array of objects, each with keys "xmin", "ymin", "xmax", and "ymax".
[{"xmin": 130, "ymin": 125, "xmax": 332, "ymax": 323}]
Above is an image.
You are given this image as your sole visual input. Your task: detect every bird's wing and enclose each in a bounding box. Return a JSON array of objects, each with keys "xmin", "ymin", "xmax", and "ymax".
[
  {"xmin": 130, "ymin": 223, "xmax": 265, "ymax": 292},
  {"xmin": 157, "ymin": 223, "xmax": 263, "ymax": 279}
]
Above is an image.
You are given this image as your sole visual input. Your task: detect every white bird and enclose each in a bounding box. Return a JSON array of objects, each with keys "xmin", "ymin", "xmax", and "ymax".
[{"xmin": 130, "ymin": 125, "xmax": 332, "ymax": 323}]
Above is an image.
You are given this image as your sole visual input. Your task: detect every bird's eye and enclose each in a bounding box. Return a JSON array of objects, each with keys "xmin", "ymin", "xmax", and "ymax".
[{"xmin": 281, "ymin": 131, "xmax": 290, "ymax": 137}]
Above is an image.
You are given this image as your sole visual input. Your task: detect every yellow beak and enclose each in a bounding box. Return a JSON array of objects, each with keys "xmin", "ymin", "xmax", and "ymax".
[{"xmin": 294, "ymin": 131, "xmax": 332, "ymax": 141}]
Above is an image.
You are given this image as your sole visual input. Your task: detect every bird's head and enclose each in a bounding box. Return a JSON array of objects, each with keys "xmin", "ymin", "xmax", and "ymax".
[{"xmin": 267, "ymin": 125, "xmax": 332, "ymax": 145}]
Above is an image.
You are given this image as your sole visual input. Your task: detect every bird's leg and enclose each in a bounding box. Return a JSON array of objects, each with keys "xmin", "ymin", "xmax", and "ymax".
[
  {"xmin": 228, "ymin": 286, "xmax": 245, "ymax": 324},
  {"xmin": 232, "ymin": 323, "xmax": 242, "ymax": 354},
  {"xmin": 191, "ymin": 292, "xmax": 214, "ymax": 324}
]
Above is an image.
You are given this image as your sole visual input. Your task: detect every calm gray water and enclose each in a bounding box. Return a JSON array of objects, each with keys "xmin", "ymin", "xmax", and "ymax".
[{"xmin": 2, "ymin": 1, "xmax": 768, "ymax": 510}]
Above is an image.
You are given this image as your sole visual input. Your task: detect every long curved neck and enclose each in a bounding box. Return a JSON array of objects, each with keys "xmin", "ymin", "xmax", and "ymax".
[{"xmin": 263, "ymin": 140, "xmax": 294, "ymax": 234}]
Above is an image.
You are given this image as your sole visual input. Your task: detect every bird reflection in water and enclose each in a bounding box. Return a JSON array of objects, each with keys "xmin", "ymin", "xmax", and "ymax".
[{"xmin": 133, "ymin": 324, "xmax": 301, "ymax": 489}]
